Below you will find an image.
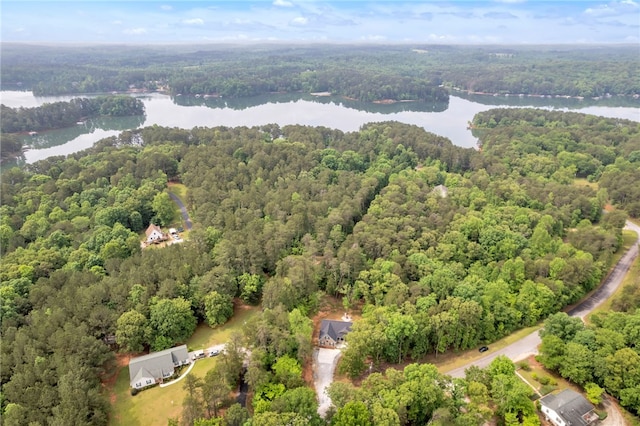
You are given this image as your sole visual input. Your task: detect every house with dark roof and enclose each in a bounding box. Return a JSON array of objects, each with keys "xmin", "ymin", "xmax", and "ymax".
[
  {"xmin": 540, "ymin": 389, "xmax": 598, "ymax": 426},
  {"xmin": 145, "ymin": 224, "xmax": 165, "ymax": 244},
  {"xmin": 318, "ymin": 320, "xmax": 352, "ymax": 347},
  {"xmin": 128, "ymin": 345, "xmax": 190, "ymax": 389}
]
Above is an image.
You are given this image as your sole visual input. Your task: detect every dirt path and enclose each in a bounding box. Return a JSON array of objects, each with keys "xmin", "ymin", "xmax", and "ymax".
[{"xmin": 313, "ymin": 347, "xmax": 342, "ymax": 418}]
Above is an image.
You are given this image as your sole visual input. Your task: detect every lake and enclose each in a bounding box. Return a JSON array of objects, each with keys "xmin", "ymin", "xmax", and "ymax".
[{"xmin": 1, "ymin": 90, "xmax": 638, "ymax": 165}]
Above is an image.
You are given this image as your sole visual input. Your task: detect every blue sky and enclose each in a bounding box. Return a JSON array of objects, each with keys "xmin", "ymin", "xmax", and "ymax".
[{"xmin": 2, "ymin": 1, "xmax": 639, "ymax": 44}]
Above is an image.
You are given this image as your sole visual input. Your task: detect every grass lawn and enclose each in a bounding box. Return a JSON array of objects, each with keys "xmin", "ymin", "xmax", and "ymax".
[
  {"xmin": 108, "ymin": 305, "xmax": 259, "ymax": 425},
  {"xmin": 167, "ymin": 183, "xmax": 191, "ymax": 235},
  {"xmin": 573, "ymin": 178, "xmax": 598, "ymax": 190},
  {"xmin": 109, "ymin": 357, "xmax": 219, "ymax": 426},
  {"xmin": 187, "ymin": 305, "xmax": 259, "ymax": 351},
  {"xmin": 167, "ymin": 182, "xmax": 187, "ymax": 200},
  {"xmin": 611, "ymin": 229, "xmax": 639, "ymax": 267},
  {"xmin": 515, "ymin": 356, "xmax": 579, "ymax": 396}
]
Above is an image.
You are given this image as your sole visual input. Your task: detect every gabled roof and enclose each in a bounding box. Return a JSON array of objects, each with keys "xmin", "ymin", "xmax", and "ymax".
[
  {"xmin": 128, "ymin": 345, "xmax": 189, "ymax": 386},
  {"xmin": 145, "ymin": 224, "xmax": 163, "ymax": 237},
  {"xmin": 319, "ymin": 320, "xmax": 352, "ymax": 342},
  {"xmin": 540, "ymin": 389, "xmax": 596, "ymax": 426}
]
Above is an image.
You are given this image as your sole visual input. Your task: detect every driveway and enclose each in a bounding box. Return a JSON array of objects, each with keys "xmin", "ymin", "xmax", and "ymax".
[
  {"xmin": 313, "ymin": 348, "xmax": 342, "ymax": 418},
  {"xmin": 447, "ymin": 220, "xmax": 640, "ymax": 378},
  {"xmin": 169, "ymin": 192, "xmax": 193, "ymax": 230},
  {"xmin": 600, "ymin": 395, "xmax": 627, "ymax": 426}
]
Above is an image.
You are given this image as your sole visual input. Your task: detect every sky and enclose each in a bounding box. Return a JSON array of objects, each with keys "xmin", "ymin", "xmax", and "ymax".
[{"xmin": 1, "ymin": 1, "xmax": 639, "ymax": 44}]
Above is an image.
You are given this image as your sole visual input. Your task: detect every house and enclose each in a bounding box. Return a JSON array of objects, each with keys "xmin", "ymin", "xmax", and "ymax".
[
  {"xmin": 433, "ymin": 184, "xmax": 449, "ymax": 198},
  {"xmin": 539, "ymin": 389, "xmax": 599, "ymax": 426},
  {"xmin": 145, "ymin": 224, "xmax": 165, "ymax": 244},
  {"xmin": 318, "ymin": 320, "xmax": 352, "ymax": 347},
  {"xmin": 128, "ymin": 345, "xmax": 190, "ymax": 389}
]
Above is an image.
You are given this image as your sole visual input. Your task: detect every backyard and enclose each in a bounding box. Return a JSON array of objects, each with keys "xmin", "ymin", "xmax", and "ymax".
[{"xmin": 107, "ymin": 304, "xmax": 259, "ymax": 425}]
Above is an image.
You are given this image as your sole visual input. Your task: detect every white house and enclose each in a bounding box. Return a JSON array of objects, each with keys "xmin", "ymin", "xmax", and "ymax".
[
  {"xmin": 128, "ymin": 345, "xmax": 190, "ymax": 389},
  {"xmin": 539, "ymin": 389, "xmax": 598, "ymax": 426},
  {"xmin": 145, "ymin": 224, "xmax": 165, "ymax": 244}
]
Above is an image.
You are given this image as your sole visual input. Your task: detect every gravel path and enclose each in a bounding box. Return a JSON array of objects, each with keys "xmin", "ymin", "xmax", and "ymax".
[{"xmin": 313, "ymin": 348, "xmax": 342, "ymax": 418}]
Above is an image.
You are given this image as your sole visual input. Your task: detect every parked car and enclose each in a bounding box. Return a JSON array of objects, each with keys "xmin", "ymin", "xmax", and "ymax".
[
  {"xmin": 209, "ymin": 349, "xmax": 220, "ymax": 357},
  {"xmin": 479, "ymin": 346, "xmax": 489, "ymax": 353}
]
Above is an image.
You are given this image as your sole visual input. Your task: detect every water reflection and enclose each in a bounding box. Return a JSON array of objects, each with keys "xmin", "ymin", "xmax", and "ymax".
[
  {"xmin": 455, "ymin": 91, "xmax": 640, "ymax": 110},
  {"xmin": 26, "ymin": 115, "xmax": 145, "ymax": 149},
  {"xmin": 173, "ymin": 92, "xmax": 449, "ymax": 114}
]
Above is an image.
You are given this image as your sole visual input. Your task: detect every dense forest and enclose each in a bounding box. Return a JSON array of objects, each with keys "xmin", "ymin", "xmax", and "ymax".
[
  {"xmin": 2, "ymin": 44, "xmax": 639, "ymax": 99},
  {"xmin": 1, "ymin": 107, "xmax": 639, "ymax": 425}
]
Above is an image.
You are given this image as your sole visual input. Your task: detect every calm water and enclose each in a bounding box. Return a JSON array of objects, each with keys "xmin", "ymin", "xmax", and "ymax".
[{"xmin": 1, "ymin": 90, "xmax": 638, "ymax": 165}]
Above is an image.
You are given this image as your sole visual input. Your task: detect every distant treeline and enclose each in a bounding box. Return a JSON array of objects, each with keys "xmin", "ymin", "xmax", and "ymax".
[
  {"xmin": 2, "ymin": 44, "xmax": 639, "ymax": 99},
  {"xmin": 0, "ymin": 95, "xmax": 145, "ymax": 133}
]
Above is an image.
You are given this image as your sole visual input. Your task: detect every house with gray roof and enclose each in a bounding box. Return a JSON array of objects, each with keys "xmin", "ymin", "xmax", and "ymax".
[
  {"xmin": 128, "ymin": 344, "xmax": 190, "ymax": 389},
  {"xmin": 318, "ymin": 320, "xmax": 352, "ymax": 347},
  {"xmin": 540, "ymin": 389, "xmax": 598, "ymax": 426}
]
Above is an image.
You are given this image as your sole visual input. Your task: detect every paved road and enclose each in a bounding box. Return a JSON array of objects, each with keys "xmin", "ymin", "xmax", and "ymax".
[
  {"xmin": 447, "ymin": 220, "xmax": 640, "ymax": 378},
  {"xmin": 168, "ymin": 192, "xmax": 193, "ymax": 230}
]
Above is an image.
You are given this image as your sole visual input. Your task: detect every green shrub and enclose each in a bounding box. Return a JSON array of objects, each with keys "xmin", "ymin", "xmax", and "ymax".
[
  {"xmin": 517, "ymin": 361, "xmax": 531, "ymax": 371},
  {"xmin": 540, "ymin": 384, "xmax": 557, "ymax": 395},
  {"xmin": 538, "ymin": 376, "xmax": 551, "ymax": 385}
]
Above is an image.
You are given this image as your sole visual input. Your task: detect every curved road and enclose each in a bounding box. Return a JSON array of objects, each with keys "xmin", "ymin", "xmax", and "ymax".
[
  {"xmin": 447, "ymin": 220, "xmax": 640, "ymax": 378},
  {"xmin": 169, "ymin": 192, "xmax": 193, "ymax": 230}
]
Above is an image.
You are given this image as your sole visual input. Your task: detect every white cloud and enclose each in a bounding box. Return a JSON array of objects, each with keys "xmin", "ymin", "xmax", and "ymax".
[
  {"xmin": 584, "ymin": 0, "xmax": 639, "ymax": 16},
  {"xmin": 291, "ymin": 16, "xmax": 308, "ymax": 25},
  {"xmin": 273, "ymin": 0, "xmax": 293, "ymax": 7},
  {"xmin": 123, "ymin": 28, "xmax": 147, "ymax": 35},
  {"xmin": 112, "ymin": 20, "xmax": 122, "ymax": 25},
  {"xmin": 161, "ymin": 5, "xmax": 172, "ymax": 11},
  {"xmin": 183, "ymin": 18, "xmax": 204, "ymax": 25}
]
